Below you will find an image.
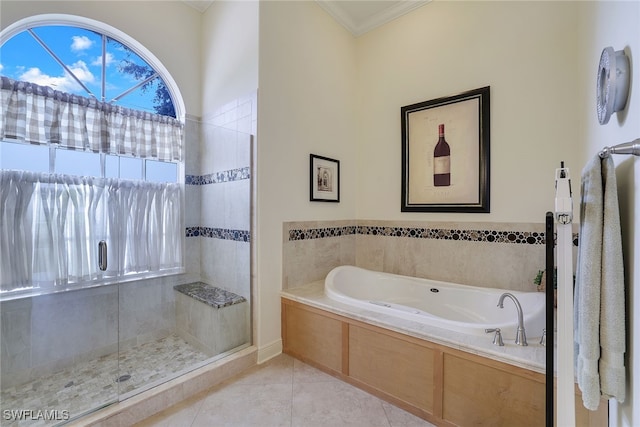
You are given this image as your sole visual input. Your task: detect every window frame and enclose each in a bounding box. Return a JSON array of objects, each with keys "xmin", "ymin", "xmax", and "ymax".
[
  {"xmin": 0, "ymin": 15, "xmax": 187, "ymax": 299},
  {"xmin": 1, "ymin": 13, "xmax": 186, "ymax": 122}
]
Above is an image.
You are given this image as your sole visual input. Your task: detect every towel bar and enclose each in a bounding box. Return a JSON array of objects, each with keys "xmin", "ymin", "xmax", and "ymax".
[{"xmin": 598, "ymin": 138, "xmax": 640, "ymax": 158}]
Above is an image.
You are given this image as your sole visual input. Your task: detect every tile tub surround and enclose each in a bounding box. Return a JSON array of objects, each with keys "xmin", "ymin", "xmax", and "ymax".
[
  {"xmin": 174, "ymin": 284, "xmax": 250, "ymax": 357},
  {"xmin": 283, "ymin": 220, "xmax": 357, "ymax": 289},
  {"xmin": 283, "ymin": 220, "xmax": 579, "ymax": 292}
]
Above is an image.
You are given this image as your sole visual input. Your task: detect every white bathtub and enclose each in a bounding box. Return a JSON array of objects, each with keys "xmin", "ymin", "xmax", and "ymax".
[{"xmin": 325, "ymin": 266, "xmax": 546, "ymax": 339}]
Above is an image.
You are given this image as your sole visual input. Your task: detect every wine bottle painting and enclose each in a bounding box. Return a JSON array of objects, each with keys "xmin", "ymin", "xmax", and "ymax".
[
  {"xmin": 433, "ymin": 123, "xmax": 451, "ymax": 186},
  {"xmin": 400, "ymin": 86, "xmax": 490, "ymax": 213}
]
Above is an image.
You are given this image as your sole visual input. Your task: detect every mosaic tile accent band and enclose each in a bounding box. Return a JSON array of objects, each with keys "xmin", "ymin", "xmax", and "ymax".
[
  {"xmin": 186, "ymin": 167, "xmax": 250, "ymax": 185},
  {"xmin": 288, "ymin": 226, "xmax": 357, "ymax": 241},
  {"xmin": 289, "ymin": 225, "xmax": 579, "ymax": 246},
  {"xmin": 186, "ymin": 226, "xmax": 250, "ymax": 242}
]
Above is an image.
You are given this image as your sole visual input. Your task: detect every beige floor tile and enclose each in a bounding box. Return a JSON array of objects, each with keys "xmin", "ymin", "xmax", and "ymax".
[
  {"xmin": 291, "ymin": 380, "xmax": 390, "ymax": 427},
  {"xmin": 231, "ymin": 353, "xmax": 294, "ymax": 386},
  {"xmin": 292, "ymin": 358, "xmax": 338, "ymax": 384},
  {"xmin": 135, "ymin": 353, "xmax": 437, "ymax": 427},
  {"xmin": 381, "ymin": 402, "xmax": 436, "ymax": 427},
  {"xmin": 192, "ymin": 382, "xmax": 292, "ymax": 427}
]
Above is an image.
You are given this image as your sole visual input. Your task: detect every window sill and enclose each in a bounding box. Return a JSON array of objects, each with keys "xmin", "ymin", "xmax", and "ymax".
[{"xmin": 0, "ymin": 267, "xmax": 186, "ymax": 302}]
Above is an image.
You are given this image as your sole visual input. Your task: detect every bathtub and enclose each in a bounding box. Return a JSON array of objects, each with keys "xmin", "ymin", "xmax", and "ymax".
[{"xmin": 325, "ymin": 266, "xmax": 546, "ymax": 339}]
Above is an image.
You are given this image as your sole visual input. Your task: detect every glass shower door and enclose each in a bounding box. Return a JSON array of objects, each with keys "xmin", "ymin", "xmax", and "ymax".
[{"xmin": 0, "ymin": 170, "xmax": 121, "ymax": 426}]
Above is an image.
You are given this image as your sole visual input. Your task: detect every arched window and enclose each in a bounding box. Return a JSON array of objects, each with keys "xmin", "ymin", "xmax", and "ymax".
[
  {"xmin": 0, "ymin": 14, "xmax": 184, "ymax": 118},
  {"xmin": 0, "ymin": 15, "xmax": 185, "ymax": 296}
]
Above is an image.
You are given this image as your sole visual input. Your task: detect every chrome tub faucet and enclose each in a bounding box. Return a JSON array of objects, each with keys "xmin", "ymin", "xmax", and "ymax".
[{"xmin": 497, "ymin": 293, "xmax": 528, "ymax": 346}]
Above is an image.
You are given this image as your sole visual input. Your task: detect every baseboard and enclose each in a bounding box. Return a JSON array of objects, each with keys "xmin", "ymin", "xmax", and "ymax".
[{"xmin": 257, "ymin": 339, "xmax": 282, "ymax": 363}]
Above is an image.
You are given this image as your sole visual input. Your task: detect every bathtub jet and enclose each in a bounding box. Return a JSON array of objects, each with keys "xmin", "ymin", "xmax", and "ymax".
[{"xmin": 324, "ymin": 266, "xmax": 546, "ymax": 340}]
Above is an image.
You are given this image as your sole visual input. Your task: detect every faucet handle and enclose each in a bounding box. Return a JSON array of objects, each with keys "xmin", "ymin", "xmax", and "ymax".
[{"xmin": 484, "ymin": 328, "xmax": 504, "ymax": 346}]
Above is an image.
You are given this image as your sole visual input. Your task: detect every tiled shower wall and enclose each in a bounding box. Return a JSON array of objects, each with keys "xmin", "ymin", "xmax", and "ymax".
[
  {"xmin": 186, "ymin": 92, "xmax": 256, "ymax": 301},
  {"xmin": 283, "ymin": 220, "xmax": 579, "ymax": 292}
]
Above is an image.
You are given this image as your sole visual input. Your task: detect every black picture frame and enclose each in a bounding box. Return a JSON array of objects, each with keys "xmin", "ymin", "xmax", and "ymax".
[
  {"xmin": 310, "ymin": 154, "xmax": 340, "ymax": 202},
  {"xmin": 401, "ymin": 86, "xmax": 490, "ymax": 213}
]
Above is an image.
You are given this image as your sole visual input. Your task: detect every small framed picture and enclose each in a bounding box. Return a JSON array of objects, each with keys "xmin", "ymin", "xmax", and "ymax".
[{"xmin": 310, "ymin": 154, "xmax": 340, "ymax": 202}]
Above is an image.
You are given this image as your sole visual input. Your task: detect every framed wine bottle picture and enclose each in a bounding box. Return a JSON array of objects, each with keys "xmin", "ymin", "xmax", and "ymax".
[{"xmin": 400, "ymin": 86, "xmax": 490, "ymax": 213}]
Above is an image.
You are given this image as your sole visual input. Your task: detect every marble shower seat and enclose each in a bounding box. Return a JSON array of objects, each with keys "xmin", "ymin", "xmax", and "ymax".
[{"xmin": 174, "ymin": 283, "xmax": 249, "ymax": 356}]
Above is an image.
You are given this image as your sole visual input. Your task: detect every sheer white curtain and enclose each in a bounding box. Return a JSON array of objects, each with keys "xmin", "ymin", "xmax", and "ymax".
[
  {"xmin": 0, "ymin": 171, "xmax": 183, "ymax": 294},
  {"xmin": 116, "ymin": 180, "xmax": 183, "ymax": 275}
]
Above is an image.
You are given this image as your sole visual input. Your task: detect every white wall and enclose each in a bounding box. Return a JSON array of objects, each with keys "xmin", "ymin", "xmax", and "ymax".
[
  {"xmin": 355, "ymin": 1, "xmax": 582, "ymax": 223},
  {"xmin": 0, "ymin": 0, "xmax": 202, "ymax": 117},
  {"xmin": 577, "ymin": 2, "xmax": 640, "ymax": 425},
  {"xmin": 201, "ymin": 0, "xmax": 259, "ymax": 119},
  {"xmin": 257, "ymin": 1, "xmax": 358, "ymax": 358},
  {"xmin": 256, "ymin": 0, "xmax": 584, "ymax": 358}
]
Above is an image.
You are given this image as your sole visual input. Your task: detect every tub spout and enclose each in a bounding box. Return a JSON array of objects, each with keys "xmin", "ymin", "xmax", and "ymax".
[{"xmin": 497, "ymin": 293, "xmax": 528, "ymax": 346}]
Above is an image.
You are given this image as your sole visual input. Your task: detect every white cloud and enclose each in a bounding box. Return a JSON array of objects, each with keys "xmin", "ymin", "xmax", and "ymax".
[
  {"xmin": 69, "ymin": 61, "xmax": 95, "ymax": 83},
  {"xmin": 0, "ymin": 63, "xmax": 4, "ymax": 73},
  {"xmin": 91, "ymin": 52, "xmax": 115, "ymax": 67},
  {"xmin": 20, "ymin": 61, "xmax": 95, "ymax": 94},
  {"xmin": 71, "ymin": 35, "xmax": 93, "ymax": 52}
]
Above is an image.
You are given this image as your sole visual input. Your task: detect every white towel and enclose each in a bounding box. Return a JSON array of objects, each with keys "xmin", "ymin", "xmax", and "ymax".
[{"xmin": 574, "ymin": 154, "xmax": 626, "ymax": 410}]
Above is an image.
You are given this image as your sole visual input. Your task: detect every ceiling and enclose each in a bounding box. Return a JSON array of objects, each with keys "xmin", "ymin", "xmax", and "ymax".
[{"xmin": 182, "ymin": 1, "xmax": 430, "ymax": 37}]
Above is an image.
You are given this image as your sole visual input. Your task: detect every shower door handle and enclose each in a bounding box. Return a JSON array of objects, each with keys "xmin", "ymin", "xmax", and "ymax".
[{"xmin": 98, "ymin": 240, "xmax": 108, "ymax": 271}]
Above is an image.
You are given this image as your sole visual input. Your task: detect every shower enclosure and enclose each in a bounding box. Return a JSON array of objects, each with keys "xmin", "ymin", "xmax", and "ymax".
[{"xmin": 0, "ymin": 113, "xmax": 253, "ymax": 426}]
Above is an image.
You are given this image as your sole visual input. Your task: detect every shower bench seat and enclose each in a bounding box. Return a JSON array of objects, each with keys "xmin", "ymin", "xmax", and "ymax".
[
  {"xmin": 174, "ymin": 282, "xmax": 246, "ymax": 308},
  {"xmin": 174, "ymin": 282, "xmax": 249, "ymax": 356}
]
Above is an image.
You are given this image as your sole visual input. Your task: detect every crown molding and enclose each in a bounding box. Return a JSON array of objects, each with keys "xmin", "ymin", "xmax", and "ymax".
[
  {"xmin": 316, "ymin": 0, "xmax": 431, "ymax": 37},
  {"xmin": 183, "ymin": 0, "xmax": 214, "ymax": 13}
]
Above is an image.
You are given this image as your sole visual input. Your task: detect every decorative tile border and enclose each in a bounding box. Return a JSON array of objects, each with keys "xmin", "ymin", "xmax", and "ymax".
[
  {"xmin": 358, "ymin": 226, "xmax": 547, "ymax": 244},
  {"xmin": 186, "ymin": 167, "xmax": 250, "ymax": 185},
  {"xmin": 186, "ymin": 227, "xmax": 250, "ymax": 242},
  {"xmin": 288, "ymin": 226, "xmax": 357, "ymax": 241},
  {"xmin": 288, "ymin": 225, "xmax": 578, "ymax": 246}
]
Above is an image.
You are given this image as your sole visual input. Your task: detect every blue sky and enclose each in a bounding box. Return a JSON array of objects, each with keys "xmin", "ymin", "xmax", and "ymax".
[{"xmin": 0, "ymin": 25, "xmax": 159, "ymax": 112}]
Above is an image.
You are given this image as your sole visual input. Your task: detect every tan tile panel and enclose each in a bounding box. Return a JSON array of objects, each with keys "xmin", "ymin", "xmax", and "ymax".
[{"xmin": 283, "ymin": 219, "xmax": 577, "ymax": 292}]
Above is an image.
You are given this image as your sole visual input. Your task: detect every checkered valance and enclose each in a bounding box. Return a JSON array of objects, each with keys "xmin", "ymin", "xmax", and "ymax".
[{"xmin": 0, "ymin": 76, "xmax": 182, "ymax": 162}]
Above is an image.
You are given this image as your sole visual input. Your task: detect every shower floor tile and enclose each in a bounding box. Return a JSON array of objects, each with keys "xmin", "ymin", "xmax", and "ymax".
[{"xmin": 0, "ymin": 334, "xmax": 210, "ymax": 427}]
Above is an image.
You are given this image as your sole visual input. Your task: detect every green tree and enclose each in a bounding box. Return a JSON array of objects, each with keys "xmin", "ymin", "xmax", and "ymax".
[{"xmin": 118, "ymin": 51, "xmax": 175, "ymax": 118}]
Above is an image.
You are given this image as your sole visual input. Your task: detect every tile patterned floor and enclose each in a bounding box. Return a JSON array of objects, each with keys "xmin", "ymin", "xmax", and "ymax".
[
  {"xmin": 135, "ymin": 353, "xmax": 436, "ymax": 427},
  {"xmin": 1, "ymin": 334, "xmax": 210, "ymax": 427}
]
